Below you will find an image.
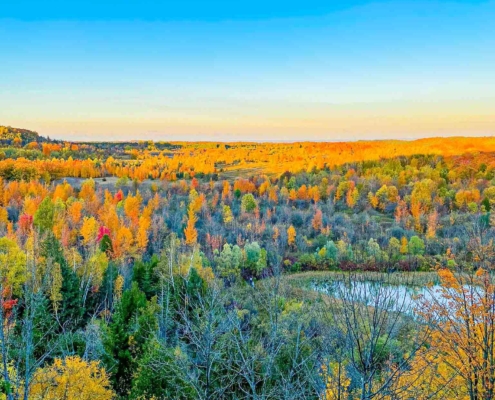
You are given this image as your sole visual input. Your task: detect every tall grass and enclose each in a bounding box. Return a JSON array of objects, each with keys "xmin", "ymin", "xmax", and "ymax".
[{"xmin": 284, "ymin": 271, "xmax": 440, "ymax": 289}]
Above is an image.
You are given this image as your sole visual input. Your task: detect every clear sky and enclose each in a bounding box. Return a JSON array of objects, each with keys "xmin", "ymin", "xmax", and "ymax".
[{"xmin": 1, "ymin": 0, "xmax": 494, "ymax": 142}]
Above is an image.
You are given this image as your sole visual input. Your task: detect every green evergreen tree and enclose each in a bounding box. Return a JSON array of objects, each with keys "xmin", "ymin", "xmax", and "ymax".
[
  {"xmin": 41, "ymin": 234, "xmax": 83, "ymax": 329},
  {"xmin": 133, "ymin": 256, "xmax": 159, "ymax": 300},
  {"xmin": 104, "ymin": 282, "xmax": 156, "ymax": 397}
]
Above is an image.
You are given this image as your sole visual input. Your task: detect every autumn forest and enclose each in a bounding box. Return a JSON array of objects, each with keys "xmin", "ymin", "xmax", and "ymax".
[{"xmin": 0, "ymin": 125, "xmax": 495, "ymax": 399}]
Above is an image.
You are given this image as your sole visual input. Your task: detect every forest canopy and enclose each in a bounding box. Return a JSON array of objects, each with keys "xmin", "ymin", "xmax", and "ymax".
[{"xmin": 0, "ymin": 127, "xmax": 494, "ymax": 399}]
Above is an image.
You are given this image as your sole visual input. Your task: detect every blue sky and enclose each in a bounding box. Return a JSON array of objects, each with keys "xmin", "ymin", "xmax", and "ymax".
[{"xmin": 1, "ymin": 1, "xmax": 494, "ymax": 141}]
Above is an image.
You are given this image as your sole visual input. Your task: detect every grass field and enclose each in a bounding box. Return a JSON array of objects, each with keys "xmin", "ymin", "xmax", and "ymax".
[{"xmin": 283, "ymin": 271, "xmax": 441, "ymax": 290}]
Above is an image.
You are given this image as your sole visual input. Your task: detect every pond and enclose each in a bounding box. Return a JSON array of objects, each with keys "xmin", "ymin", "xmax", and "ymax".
[{"xmin": 311, "ymin": 279, "xmax": 448, "ymax": 314}]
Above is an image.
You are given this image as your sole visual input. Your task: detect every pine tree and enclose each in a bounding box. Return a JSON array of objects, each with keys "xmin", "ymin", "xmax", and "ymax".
[
  {"xmin": 41, "ymin": 234, "xmax": 84, "ymax": 329},
  {"xmin": 104, "ymin": 282, "xmax": 155, "ymax": 396}
]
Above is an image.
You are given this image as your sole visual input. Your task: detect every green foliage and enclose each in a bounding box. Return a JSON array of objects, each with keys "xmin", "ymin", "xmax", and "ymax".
[
  {"xmin": 41, "ymin": 234, "xmax": 84, "ymax": 329},
  {"xmin": 0, "ymin": 136, "xmax": 495, "ymax": 398},
  {"xmin": 241, "ymin": 193, "xmax": 257, "ymax": 213},
  {"xmin": 482, "ymin": 197, "xmax": 491, "ymax": 212},
  {"xmin": 324, "ymin": 241, "xmax": 338, "ymax": 262},
  {"xmin": 131, "ymin": 340, "xmax": 195, "ymax": 399},
  {"xmin": 99, "ymin": 234, "xmax": 113, "ymax": 254},
  {"xmin": 408, "ymin": 236, "xmax": 425, "ymax": 256},
  {"xmin": 388, "ymin": 237, "xmax": 401, "ymax": 261},
  {"xmin": 115, "ymin": 176, "xmax": 129, "ymax": 188},
  {"xmin": 367, "ymin": 238, "xmax": 382, "ymax": 261},
  {"xmin": 0, "ymin": 237, "xmax": 27, "ymax": 294},
  {"xmin": 186, "ymin": 267, "xmax": 207, "ymax": 302},
  {"xmin": 133, "ymin": 256, "xmax": 159, "ymax": 299},
  {"xmin": 34, "ymin": 197, "xmax": 55, "ymax": 233},
  {"xmin": 214, "ymin": 243, "xmax": 242, "ymax": 284},
  {"xmin": 96, "ymin": 261, "xmax": 119, "ymax": 312},
  {"xmin": 294, "ymin": 253, "xmax": 318, "ymax": 271},
  {"xmin": 104, "ymin": 282, "xmax": 157, "ymax": 396},
  {"xmin": 244, "ymin": 241, "xmax": 267, "ymax": 275},
  {"xmin": 0, "ymin": 125, "xmax": 40, "ymax": 144}
]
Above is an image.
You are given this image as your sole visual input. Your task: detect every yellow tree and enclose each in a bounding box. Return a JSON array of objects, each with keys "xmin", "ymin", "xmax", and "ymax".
[
  {"xmin": 289, "ymin": 189, "xmax": 297, "ymax": 202},
  {"xmin": 0, "ymin": 237, "xmax": 27, "ymax": 295},
  {"xmin": 400, "ymin": 236, "xmax": 408, "ymax": 255},
  {"xmin": 124, "ymin": 193, "xmax": 141, "ymax": 226},
  {"xmin": 136, "ymin": 205, "xmax": 152, "ymax": 253},
  {"xmin": 80, "ymin": 216, "xmax": 98, "ymax": 246},
  {"xmin": 114, "ymin": 274, "xmax": 124, "ymax": 301},
  {"xmin": 79, "ymin": 179, "xmax": 96, "ymax": 203},
  {"xmin": 223, "ymin": 205, "xmax": 233, "ymax": 225},
  {"xmin": 401, "ymin": 268, "xmax": 495, "ymax": 399},
  {"xmin": 346, "ymin": 187, "xmax": 359, "ymax": 208},
  {"xmin": 287, "ymin": 225, "xmax": 296, "ymax": 248},
  {"xmin": 426, "ymin": 210, "xmax": 438, "ymax": 238},
  {"xmin": 268, "ymin": 187, "xmax": 278, "ymax": 204},
  {"xmin": 310, "ymin": 185, "xmax": 320, "ymax": 203},
  {"xmin": 79, "ymin": 251, "xmax": 108, "ymax": 306},
  {"xmin": 222, "ymin": 180, "xmax": 231, "ymax": 200},
  {"xmin": 112, "ymin": 226, "xmax": 134, "ymax": 261},
  {"xmin": 367, "ymin": 191, "xmax": 379, "ymax": 209},
  {"xmin": 28, "ymin": 356, "xmax": 115, "ymax": 400},
  {"xmin": 0, "ymin": 207, "xmax": 8, "ymax": 228},
  {"xmin": 184, "ymin": 205, "xmax": 198, "ymax": 246},
  {"xmin": 410, "ymin": 179, "xmax": 435, "ymax": 231}
]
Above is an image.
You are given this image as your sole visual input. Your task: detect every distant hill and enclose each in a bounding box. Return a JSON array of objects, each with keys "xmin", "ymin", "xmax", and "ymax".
[{"xmin": 0, "ymin": 125, "xmax": 46, "ymax": 145}]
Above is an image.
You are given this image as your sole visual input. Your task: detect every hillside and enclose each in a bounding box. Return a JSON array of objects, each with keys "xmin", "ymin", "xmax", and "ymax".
[
  {"xmin": 0, "ymin": 125, "xmax": 43, "ymax": 145},
  {"xmin": 0, "ymin": 128, "xmax": 492, "ymax": 397}
]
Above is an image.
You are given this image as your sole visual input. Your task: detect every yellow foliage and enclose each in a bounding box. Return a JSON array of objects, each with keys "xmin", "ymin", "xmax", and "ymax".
[
  {"xmin": 124, "ymin": 194, "xmax": 141, "ymax": 225},
  {"xmin": 68, "ymin": 201, "xmax": 83, "ymax": 225},
  {"xmin": 80, "ymin": 216, "xmax": 98, "ymax": 246},
  {"xmin": 0, "ymin": 207, "xmax": 8, "ymax": 226},
  {"xmin": 287, "ymin": 225, "xmax": 296, "ymax": 247},
  {"xmin": 113, "ymin": 226, "xmax": 134, "ymax": 260},
  {"xmin": 0, "ymin": 237, "xmax": 27, "ymax": 295},
  {"xmin": 223, "ymin": 205, "xmax": 233, "ymax": 224},
  {"xmin": 398, "ymin": 269, "xmax": 495, "ymax": 399},
  {"xmin": 114, "ymin": 274, "xmax": 124, "ymax": 300},
  {"xmin": 29, "ymin": 356, "xmax": 115, "ymax": 400},
  {"xmin": 184, "ymin": 205, "xmax": 198, "ymax": 246},
  {"xmin": 320, "ymin": 361, "xmax": 352, "ymax": 400}
]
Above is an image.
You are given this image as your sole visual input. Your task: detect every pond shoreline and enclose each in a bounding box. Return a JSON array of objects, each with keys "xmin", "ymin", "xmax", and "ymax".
[{"xmin": 284, "ymin": 270, "xmax": 440, "ymax": 289}]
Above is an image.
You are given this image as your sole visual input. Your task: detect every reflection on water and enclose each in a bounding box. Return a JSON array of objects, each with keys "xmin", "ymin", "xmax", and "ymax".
[{"xmin": 312, "ymin": 280, "xmax": 448, "ymax": 314}]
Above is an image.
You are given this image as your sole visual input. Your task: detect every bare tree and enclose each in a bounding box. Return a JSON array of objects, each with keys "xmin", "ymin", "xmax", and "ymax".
[{"xmin": 325, "ymin": 273, "xmax": 432, "ymax": 399}]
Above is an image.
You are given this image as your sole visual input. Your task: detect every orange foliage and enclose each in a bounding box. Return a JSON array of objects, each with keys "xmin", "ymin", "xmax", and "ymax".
[{"xmin": 184, "ymin": 205, "xmax": 198, "ymax": 246}]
